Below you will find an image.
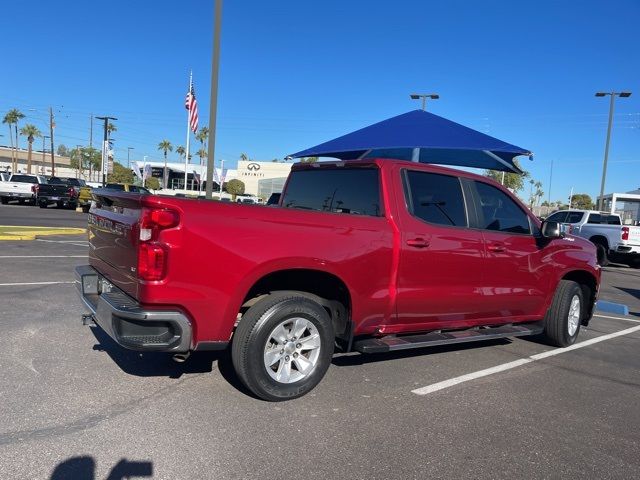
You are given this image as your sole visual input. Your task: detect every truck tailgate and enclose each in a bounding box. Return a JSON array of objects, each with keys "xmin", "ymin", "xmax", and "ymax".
[
  {"xmin": 625, "ymin": 226, "xmax": 640, "ymax": 245},
  {"xmin": 88, "ymin": 191, "xmax": 142, "ymax": 299}
]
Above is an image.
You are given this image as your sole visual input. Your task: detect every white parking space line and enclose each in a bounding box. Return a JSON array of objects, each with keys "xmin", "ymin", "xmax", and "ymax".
[
  {"xmin": 0, "ymin": 255, "xmax": 86, "ymax": 258},
  {"xmin": 412, "ymin": 324, "xmax": 640, "ymax": 396},
  {"xmin": 594, "ymin": 314, "xmax": 640, "ymax": 323},
  {"xmin": 0, "ymin": 281, "xmax": 75, "ymax": 286}
]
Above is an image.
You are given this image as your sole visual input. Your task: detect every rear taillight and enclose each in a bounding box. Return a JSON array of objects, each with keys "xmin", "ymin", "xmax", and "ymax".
[
  {"xmin": 68, "ymin": 187, "xmax": 76, "ymax": 198},
  {"xmin": 622, "ymin": 227, "xmax": 629, "ymax": 241},
  {"xmin": 137, "ymin": 208, "xmax": 180, "ymax": 281},
  {"xmin": 31, "ymin": 184, "xmax": 39, "ymax": 194},
  {"xmin": 138, "ymin": 242, "xmax": 167, "ymax": 281}
]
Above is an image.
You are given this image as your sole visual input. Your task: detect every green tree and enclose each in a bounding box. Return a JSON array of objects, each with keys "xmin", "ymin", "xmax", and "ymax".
[
  {"xmin": 19, "ymin": 124, "xmax": 42, "ymax": 174},
  {"xmin": 3, "ymin": 108, "xmax": 25, "ymax": 172},
  {"xmin": 570, "ymin": 193, "xmax": 594, "ymax": 209},
  {"xmin": 483, "ymin": 159, "xmax": 528, "ymax": 193},
  {"xmin": 109, "ymin": 161, "xmax": 134, "ymax": 184},
  {"xmin": 145, "ymin": 176, "xmax": 160, "ymax": 190},
  {"xmin": 157, "ymin": 139, "xmax": 173, "ymax": 188},
  {"xmin": 534, "ymin": 181, "xmax": 544, "ymax": 207},
  {"xmin": 69, "ymin": 146, "xmax": 83, "ymax": 176},
  {"xmin": 240, "ymin": 153, "xmax": 248, "ymax": 162},
  {"xmin": 57, "ymin": 144, "xmax": 69, "ymax": 157},
  {"xmin": 225, "ymin": 178, "xmax": 245, "ymax": 200},
  {"xmin": 81, "ymin": 146, "xmax": 101, "ymax": 181},
  {"xmin": 299, "ymin": 156, "xmax": 319, "ymax": 163}
]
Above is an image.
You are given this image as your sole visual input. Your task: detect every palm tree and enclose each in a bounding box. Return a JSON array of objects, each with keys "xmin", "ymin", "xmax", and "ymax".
[
  {"xmin": 240, "ymin": 153, "xmax": 248, "ymax": 162},
  {"xmin": 158, "ymin": 139, "xmax": 173, "ymax": 189},
  {"xmin": 196, "ymin": 127, "xmax": 209, "ymax": 166},
  {"xmin": 19, "ymin": 124, "xmax": 42, "ymax": 174},
  {"xmin": 197, "ymin": 148, "xmax": 207, "ymax": 165},
  {"xmin": 176, "ymin": 146, "xmax": 185, "ymax": 161},
  {"xmin": 107, "ymin": 122, "xmax": 117, "ymax": 139},
  {"xmin": 3, "ymin": 108, "xmax": 25, "ymax": 172}
]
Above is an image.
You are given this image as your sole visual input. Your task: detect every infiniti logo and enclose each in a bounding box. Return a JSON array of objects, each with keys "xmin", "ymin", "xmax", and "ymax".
[{"xmin": 247, "ymin": 163, "xmax": 261, "ymax": 171}]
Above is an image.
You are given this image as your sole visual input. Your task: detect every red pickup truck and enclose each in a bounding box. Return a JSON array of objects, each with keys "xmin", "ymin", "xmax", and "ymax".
[{"xmin": 76, "ymin": 159, "xmax": 600, "ymax": 401}]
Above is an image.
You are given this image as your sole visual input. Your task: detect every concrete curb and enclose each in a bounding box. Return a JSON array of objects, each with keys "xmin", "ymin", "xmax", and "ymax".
[{"xmin": 595, "ymin": 300, "xmax": 630, "ymax": 316}]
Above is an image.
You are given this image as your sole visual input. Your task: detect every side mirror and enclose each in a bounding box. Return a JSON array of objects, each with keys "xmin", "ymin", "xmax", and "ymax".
[{"xmin": 541, "ymin": 220, "xmax": 563, "ymax": 239}]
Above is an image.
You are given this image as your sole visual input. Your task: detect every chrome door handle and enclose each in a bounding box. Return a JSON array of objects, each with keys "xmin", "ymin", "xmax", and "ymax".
[{"xmin": 406, "ymin": 238, "xmax": 429, "ymax": 248}]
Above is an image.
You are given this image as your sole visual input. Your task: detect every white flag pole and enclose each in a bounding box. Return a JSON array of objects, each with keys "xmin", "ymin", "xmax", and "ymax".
[{"xmin": 184, "ymin": 71, "xmax": 192, "ymax": 191}]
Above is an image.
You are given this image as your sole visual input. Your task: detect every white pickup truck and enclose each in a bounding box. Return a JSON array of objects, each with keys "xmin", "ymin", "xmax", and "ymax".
[
  {"xmin": 546, "ymin": 209, "xmax": 640, "ymax": 268},
  {"xmin": 0, "ymin": 174, "xmax": 48, "ymax": 205}
]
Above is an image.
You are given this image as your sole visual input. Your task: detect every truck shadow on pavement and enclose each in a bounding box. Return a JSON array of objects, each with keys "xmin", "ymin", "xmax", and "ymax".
[
  {"xmin": 50, "ymin": 456, "xmax": 152, "ymax": 480},
  {"xmin": 89, "ymin": 327, "xmax": 255, "ymax": 397}
]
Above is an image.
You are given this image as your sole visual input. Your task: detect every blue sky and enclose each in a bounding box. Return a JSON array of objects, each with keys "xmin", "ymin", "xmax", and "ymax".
[{"xmin": 1, "ymin": 0, "xmax": 638, "ymax": 202}]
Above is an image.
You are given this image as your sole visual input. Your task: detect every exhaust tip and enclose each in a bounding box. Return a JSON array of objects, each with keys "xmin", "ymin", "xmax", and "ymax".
[{"xmin": 172, "ymin": 352, "xmax": 191, "ymax": 363}]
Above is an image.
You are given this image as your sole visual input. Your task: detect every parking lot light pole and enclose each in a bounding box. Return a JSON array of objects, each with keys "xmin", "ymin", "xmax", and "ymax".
[
  {"xmin": 42, "ymin": 135, "xmax": 50, "ymax": 174},
  {"xmin": 410, "ymin": 93, "xmax": 440, "ymax": 111},
  {"xmin": 595, "ymin": 91, "xmax": 632, "ymax": 211},
  {"xmin": 206, "ymin": 0, "xmax": 223, "ymax": 200}
]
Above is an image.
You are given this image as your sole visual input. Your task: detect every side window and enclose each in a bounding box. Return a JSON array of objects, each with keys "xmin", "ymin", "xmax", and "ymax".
[
  {"xmin": 474, "ymin": 181, "xmax": 531, "ymax": 234},
  {"xmin": 607, "ymin": 215, "xmax": 621, "ymax": 225},
  {"xmin": 404, "ymin": 171, "xmax": 467, "ymax": 227},
  {"xmin": 547, "ymin": 211, "xmax": 568, "ymax": 223},
  {"xmin": 565, "ymin": 211, "xmax": 585, "ymax": 223},
  {"xmin": 587, "ymin": 214, "xmax": 601, "ymax": 224},
  {"xmin": 281, "ymin": 168, "xmax": 382, "ymax": 216}
]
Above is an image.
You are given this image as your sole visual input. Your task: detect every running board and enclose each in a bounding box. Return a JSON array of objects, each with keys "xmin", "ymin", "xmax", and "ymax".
[{"xmin": 354, "ymin": 323, "xmax": 544, "ymax": 354}]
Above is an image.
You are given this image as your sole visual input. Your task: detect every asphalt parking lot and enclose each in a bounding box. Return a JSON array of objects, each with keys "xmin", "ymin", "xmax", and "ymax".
[{"xmin": 1, "ymin": 203, "xmax": 639, "ymax": 479}]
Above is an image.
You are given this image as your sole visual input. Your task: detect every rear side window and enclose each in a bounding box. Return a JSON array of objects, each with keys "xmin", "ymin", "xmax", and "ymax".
[
  {"xmin": 566, "ymin": 211, "xmax": 585, "ymax": 223},
  {"xmin": 474, "ymin": 181, "xmax": 531, "ymax": 234},
  {"xmin": 105, "ymin": 183, "xmax": 125, "ymax": 191},
  {"xmin": 10, "ymin": 175, "xmax": 37, "ymax": 183},
  {"xmin": 282, "ymin": 168, "xmax": 382, "ymax": 216},
  {"xmin": 404, "ymin": 171, "xmax": 467, "ymax": 227},
  {"xmin": 587, "ymin": 214, "xmax": 602, "ymax": 224},
  {"xmin": 547, "ymin": 211, "xmax": 568, "ymax": 223}
]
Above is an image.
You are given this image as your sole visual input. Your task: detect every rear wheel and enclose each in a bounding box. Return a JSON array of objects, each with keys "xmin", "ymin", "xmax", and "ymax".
[
  {"xmin": 595, "ymin": 243, "xmax": 609, "ymax": 267},
  {"xmin": 543, "ymin": 280, "xmax": 583, "ymax": 347},
  {"xmin": 231, "ymin": 292, "xmax": 334, "ymax": 401},
  {"xmin": 1, "ymin": 197, "xmax": 7, "ymax": 205},
  {"xmin": 39, "ymin": 202, "xmax": 47, "ymax": 209}
]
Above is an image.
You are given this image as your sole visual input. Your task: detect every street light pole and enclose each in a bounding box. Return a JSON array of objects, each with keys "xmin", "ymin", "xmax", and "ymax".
[
  {"xmin": 595, "ymin": 91, "xmax": 632, "ymax": 211},
  {"xmin": 410, "ymin": 93, "xmax": 440, "ymax": 111},
  {"xmin": 206, "ymin": 0, "xmax": 223, "ymax": 200},
  {"xmin": 95, "ymin": 116, "xmax": 117, "ymax": 186}
]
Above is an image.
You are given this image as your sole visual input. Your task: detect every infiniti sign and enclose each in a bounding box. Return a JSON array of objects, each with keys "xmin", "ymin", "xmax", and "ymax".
[{"xmin": 247, "ymin": 163, "xmax": 261, "ymax": 171}]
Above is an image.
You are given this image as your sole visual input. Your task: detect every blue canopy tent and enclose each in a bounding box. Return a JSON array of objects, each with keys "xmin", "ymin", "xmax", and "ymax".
[{"xmin": 289, "ymin": 110, "xmax": 532, "ymax": 173}]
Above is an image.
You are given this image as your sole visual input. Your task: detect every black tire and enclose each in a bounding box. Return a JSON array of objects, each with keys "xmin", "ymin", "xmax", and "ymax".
[
  {"xmin": 595, "ymin": 243, "xmax": 609, "ymax": 267},
  {"xmin": 1, "ymin": 197, "xmax": 7, "ymax": 205},
  {"xmin": 231, "ymin": 292, "xmax": 335, "ymax": 401},
  {"xmin": 68, "ymin": 202, "xmax": 78, "ymax": 210},
  {"xmin": 56, "ymin": 201, "xmax": 64, "ymax": 209},
  {"xmin": 39, "ymin": 202, "xmax": 47, "ymax": 209},
  {"xmin": 627, "ymin": 258, "xmax": 640, "ymax": 269},
  {"xmin": 82, "ymin": 204, "xmax": 90, "ymax": 213},
  {"xmin": 543, "ymin": 280, "xmax": 584, "ymax": 347},
  {"xmin": 18, "ymin": 199, "xmax": 25, "ymax": 205}
]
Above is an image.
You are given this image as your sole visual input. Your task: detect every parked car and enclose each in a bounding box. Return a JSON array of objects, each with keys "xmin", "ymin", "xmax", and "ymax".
[
  {"xmin": 0, "ymin": 174, "xmax": 47, "ymax": 205},
  {"xmin": 546, "ymin": 209, "xmax": 640, "ymax": 268},
  {"xmin": 37, "ymin": 177, "xmax": 90, "ymax": 210},
  {"xmin": 104, "ymin": 183, "xmax": 151, "ymax": 194},
  {"xmin": 76, "ymin": 159, "xmax": 600, "ymax": 401}
]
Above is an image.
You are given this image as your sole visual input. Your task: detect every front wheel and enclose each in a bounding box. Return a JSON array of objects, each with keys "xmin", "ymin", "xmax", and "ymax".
[
  {"xmin": 543, "ymin": 280, "xmax": 583, "ymax": 347},
  {"xmin": 1, "ymin": 197, "xmax": 8, "ymax": 205},
  {"xmin": 231, "ymin": 292, "xmax": 335, "ymax": 401}
]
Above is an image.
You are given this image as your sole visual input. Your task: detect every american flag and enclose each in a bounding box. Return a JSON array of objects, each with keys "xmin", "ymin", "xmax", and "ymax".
[{"xmin": 185, "ymin": 82, "xmax": 199, "ymax": 133}]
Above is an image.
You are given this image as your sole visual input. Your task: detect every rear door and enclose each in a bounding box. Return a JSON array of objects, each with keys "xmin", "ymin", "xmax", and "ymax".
[
  {"xmin": 393, "ymin": 168, "xmax": 488, "ymax": 332},
  {"xmin": 469, "ymin": 180, "xmax": 547, "ymax": 318}
]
